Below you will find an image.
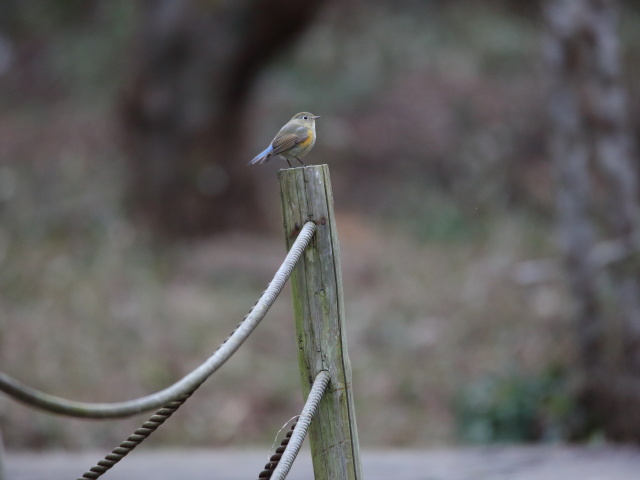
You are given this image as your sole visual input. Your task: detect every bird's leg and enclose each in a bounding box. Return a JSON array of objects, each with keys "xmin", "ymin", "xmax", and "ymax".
[
  {"xmin": 295, "ymin": 157, "xmax": 307, "ymax": 166},
  {"xmin": 286, "ymin": 158, "xmax": 293, "ymax": 168}
]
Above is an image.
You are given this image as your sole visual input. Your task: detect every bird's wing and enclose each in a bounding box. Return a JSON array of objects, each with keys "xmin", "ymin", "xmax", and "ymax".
[{"xmin": 272, "ymin": 128, "xmax": 309, "ymax": 156}]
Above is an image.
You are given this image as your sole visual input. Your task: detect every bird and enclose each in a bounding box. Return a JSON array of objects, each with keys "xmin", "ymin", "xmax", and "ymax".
[{"xmin": 249, "ymin": 112, "xmax": 320, "ymax": 168}]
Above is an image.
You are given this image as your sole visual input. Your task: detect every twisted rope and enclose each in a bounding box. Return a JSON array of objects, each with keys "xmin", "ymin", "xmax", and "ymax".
[
  {"xmin": 271, "ymin": 370, "xmax": 330, "ymax": 480},
  {"xmin": 257, "ymin": 417, "xmax": 299, "ymax": 479},
  {"xmin": 0, "ymin": 221, "xmax": 316, "ymax": 419},
  {"xmin": 75, "ymin": 222, "xmax": 317, "ymax": 479},
  {"xmin": 78, "ymin": 393, "xmax": 191, "ymax": 479}
]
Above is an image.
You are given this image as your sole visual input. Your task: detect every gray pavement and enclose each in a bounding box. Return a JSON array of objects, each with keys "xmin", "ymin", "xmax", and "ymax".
[{"xmin": 4, "ymin": 446, "xmax": 640, "ymax": 480}]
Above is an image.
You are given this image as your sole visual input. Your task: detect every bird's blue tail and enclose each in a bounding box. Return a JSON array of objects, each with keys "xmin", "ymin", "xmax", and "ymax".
[{"xmin": 249, "ymin": 145, "xmax": 274, "ymax": 165}]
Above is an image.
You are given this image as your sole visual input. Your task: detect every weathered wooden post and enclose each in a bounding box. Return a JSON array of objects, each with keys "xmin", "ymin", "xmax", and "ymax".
[{"xmin": 278, "ymin": 165, "xmax": 363, "ymax": 480}]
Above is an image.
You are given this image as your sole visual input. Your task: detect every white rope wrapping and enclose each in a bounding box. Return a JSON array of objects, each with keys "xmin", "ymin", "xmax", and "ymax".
[
  {"xmin": 0, "ymin": 222, "xmax": 316, "ymax": 418},
  {"xmin": 271, "ymin": 370, "xmax": 330, "ymax": 480}
]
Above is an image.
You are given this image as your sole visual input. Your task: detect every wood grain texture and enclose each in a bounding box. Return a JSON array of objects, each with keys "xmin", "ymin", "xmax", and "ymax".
[{"xmin": 278, "ymin": 165, "xmax": 362, "ymax": 480}]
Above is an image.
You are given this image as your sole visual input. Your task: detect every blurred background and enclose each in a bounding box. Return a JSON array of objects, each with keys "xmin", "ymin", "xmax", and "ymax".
[{"xmin": 1, "ymin": 0, "xmax": 640, "ymax": 451}]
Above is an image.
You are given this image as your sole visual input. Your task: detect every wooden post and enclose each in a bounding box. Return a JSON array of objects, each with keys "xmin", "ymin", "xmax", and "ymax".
[{"xmin": 278, "ymin": 165, "xmax": 363, "ymax": 480}]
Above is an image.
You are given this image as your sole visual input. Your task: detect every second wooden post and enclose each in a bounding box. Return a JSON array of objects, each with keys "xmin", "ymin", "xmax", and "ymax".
[{"xmin": 278, "ymin": 165, "xmax": 362, "ymax": 480}]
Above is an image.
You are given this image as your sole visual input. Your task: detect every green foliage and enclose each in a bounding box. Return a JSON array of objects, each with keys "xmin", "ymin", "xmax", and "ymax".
[
  {"xmin": 411, "ymin": 200, "xmax": 482, "ymax": 243},
  {"xmin": 454, "ymin": 366, "xmax": 577, "ymax": 444}
]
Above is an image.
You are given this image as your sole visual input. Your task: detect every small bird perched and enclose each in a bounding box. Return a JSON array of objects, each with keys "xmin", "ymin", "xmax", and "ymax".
[{"xmin": 249, "ymin": 112, "xmax": 320, "ymax": 168}]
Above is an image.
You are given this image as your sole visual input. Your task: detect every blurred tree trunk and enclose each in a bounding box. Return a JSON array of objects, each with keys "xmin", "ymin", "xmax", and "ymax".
[
  {"xmin": 545, "ymin": 0, "xmax": 640, "ymax": 441},
  {"xmin": 122, "ymin": 0, "xmax": 328, "ymax": 236}
]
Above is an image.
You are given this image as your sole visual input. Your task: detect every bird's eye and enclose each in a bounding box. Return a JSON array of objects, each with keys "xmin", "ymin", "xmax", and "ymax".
[{"xmin": 303, "ymin": 116, "xmax": 308, "ymax": 120}]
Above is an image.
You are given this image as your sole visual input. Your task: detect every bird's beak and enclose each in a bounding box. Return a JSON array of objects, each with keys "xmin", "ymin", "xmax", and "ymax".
[{"xmin": 313, "ymin": 115, "xmax": 321, "ymax": 120}]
